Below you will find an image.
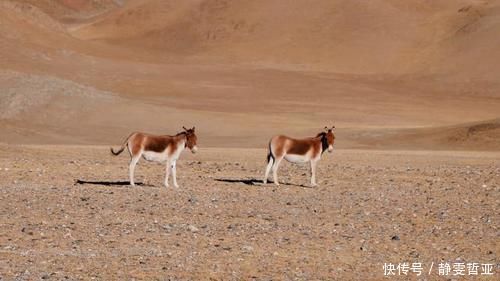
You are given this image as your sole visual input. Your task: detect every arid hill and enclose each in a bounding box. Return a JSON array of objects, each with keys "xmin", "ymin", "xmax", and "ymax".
[
  {"xmin": 0, "ymin": 0, "xmax": 499, "ymax": 149},
  {"xmin": 344, "ymin": 119, "xmax": 500, "ymax": 150},
  {"xmin": 72, "ymin": 0, "xmax": 500, "ymax": 79}
]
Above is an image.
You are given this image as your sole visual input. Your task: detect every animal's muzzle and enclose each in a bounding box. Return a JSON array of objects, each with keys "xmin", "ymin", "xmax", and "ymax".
[
  {"xmin": 191, "ymin": 146, "xmax": 198, "ymax": 153},
  {"xmin": 328, "ymin": 145, "xmax": 334, "ymax": 152}
]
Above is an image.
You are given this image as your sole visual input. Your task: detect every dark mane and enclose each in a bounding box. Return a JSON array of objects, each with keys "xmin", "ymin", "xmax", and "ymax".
[
  {"xmin": 315, "ymin": 132, "xmax": 326, "ymax": 138},
  {"xmin": 316, "ymin": 132, "xmax": 329, "ymax": 154}
]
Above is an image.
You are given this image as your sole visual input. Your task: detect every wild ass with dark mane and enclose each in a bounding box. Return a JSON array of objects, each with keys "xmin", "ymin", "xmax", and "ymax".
[
  {"xmin": 264, "ymin": 126, "xmax": 335, "ymax": 187},
  {"xmin": 110, "ymin": 127, "xmax": 198, "ymax": 187}
]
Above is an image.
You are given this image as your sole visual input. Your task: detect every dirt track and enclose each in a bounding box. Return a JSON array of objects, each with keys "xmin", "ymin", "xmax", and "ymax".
[{"xmin": 0, "ymin": 145, "xmax": 498, "ymax": 280}]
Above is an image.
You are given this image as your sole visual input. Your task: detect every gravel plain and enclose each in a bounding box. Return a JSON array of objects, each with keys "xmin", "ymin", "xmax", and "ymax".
[{"xmin": 0, "ymin": 145, "xmax": 498, "ymax": 280}]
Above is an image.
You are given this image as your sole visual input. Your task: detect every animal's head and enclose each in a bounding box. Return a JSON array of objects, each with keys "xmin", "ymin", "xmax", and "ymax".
[
  {"xmin": 322, "ymin": 125, "xmax": 335, "ymax": 152},
  {"xmin": 183, "ymin": 126, "xmax": 198, "ymax": 153}
]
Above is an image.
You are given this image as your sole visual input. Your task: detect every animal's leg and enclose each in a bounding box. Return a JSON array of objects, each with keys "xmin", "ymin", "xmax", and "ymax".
[
  {"xmin": 129, "ymin": 154, "xmax": 140, "ymax": 186},
  {"xmin": 171, "ymin": 160, "xmax": 179, "ymax": 188},
  {"xmin": 310, "ymin": 160, "xmax": 318, "ymax": 187},
  {"xmin": 263, "ymin": 158, "xmax": 274, "ymax": 184},
  {"xmin": 164, "ymin": 160, "xmax": 171, "ymax": 188},
  {"xmin": 272, "ymin": 156, "xmax": 283, "ymax": 186}
]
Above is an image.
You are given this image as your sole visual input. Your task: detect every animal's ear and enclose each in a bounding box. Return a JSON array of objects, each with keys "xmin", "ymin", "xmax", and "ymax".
[
  {"xmin": 324, "ymin": 126, "xmax": 329, "ymax": 132},
  {"xmin": 183, "ymin": 126, "xmax": 188, "ymax": 131},
  {"xmin": 192, "ymin": 126, "xmax": 195, "ymax": 131},
  {"xmin": 331, "ymin": 125, "xmax": 335, "ymax": 131}
]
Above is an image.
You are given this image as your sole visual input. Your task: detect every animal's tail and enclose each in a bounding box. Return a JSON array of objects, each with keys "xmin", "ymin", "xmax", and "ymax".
[
  {"xmin": 110, "ymin": 146, "xmax": 125, "ymax": 156},
  {"xmin": 110, "ymin": 133, "xmax": 132, "ymax": 156},
  {"xmin": 267, "ymin": 142, "xmax": 275, "ymax": 164}
]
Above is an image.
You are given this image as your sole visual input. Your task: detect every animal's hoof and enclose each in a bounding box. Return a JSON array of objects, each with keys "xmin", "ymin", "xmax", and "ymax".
[
  {"xmin": 174, "ymin": 184, "xmax": 179, "ymax": 189},
  {"xmin": 263, "ymin": 180, "xmax": 267, "ymax": 184},
  {"xmin": 164, "ymin": 183, "xmax": 169, "ymax": 188},
  {"xmin": 311, "ymin": 184, "xmax": 318, "ymax": 188}
]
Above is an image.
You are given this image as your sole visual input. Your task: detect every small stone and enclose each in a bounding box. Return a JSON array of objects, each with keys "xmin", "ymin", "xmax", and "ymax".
[
  {"xmin": 391, "ymin": 235, "xmax": 400, "ymax": 241},
  {"xmin": 406, "ymin": 249, "xmax": 418, "ymax": 258},
  {"xmin": 187, "ymin": 225, "xmax": 199, "ymax": 233},
  {"xmin": 241, "ymin": 245, "xmax": 254, "ymax": 252}
]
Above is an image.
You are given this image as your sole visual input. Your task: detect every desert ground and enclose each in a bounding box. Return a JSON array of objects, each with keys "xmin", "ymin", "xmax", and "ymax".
[
  {"xmin": 0, "ymin": 145, "xmax": 498, "ymax": 280},
  {"xmin": 1, "ymin": 0, "xmax": 499, "ymax": 280}
]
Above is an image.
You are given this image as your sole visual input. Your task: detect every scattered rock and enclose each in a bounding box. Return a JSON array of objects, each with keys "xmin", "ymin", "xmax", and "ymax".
[
  {"xmin": 187, "ymin": 225, "xmax": 199, "ymax": 233},
  {"xmin": 241, "ymin": 245, "xmax": 254, "ymax": 252}
]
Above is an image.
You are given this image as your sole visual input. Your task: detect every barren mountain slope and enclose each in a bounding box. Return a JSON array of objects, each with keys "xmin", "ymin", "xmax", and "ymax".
[
  {"xmin": 345, "ymin": 119, "xmax": 500, "ymax": 150},
  {"xmin": 0, "ymin": 0, "xmax": 499, "ymax": 149},
  {"xmin": 12, "ymin": 0, "xmax": 123, "ymax": 23},
  {"xmin": 72, "ymin": 0, "xmax": 500, "ymax": 78}
]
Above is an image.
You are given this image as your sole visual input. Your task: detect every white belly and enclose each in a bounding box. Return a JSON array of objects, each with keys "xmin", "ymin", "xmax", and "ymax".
[
  {"xmin": 284, "ymin": 154, "xmax": 310, "ymax": 163},
  {"xmin": 142, "ymin": 151, "xmax": 168, "ymax": 162}
]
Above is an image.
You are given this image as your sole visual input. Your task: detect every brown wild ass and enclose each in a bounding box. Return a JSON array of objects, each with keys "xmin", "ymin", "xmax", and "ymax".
[
  {"xmin": 110, "ymin": 127, "xmax": 198, "ymax": 187},
  {"xmin": 264, "ymin": 126, "xmax": 335, "ymax": 187}
]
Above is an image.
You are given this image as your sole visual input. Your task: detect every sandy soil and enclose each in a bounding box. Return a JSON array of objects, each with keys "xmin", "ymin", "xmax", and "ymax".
[{"xmin": 0, "ymin": 145, "xmax": 498, "ymax": 280}]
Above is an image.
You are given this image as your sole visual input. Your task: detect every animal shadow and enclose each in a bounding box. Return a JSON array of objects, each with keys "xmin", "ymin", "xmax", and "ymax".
[
  {"xmin": 215, "ymin": 178, "xmax": 309, "ymax": 188},
  {"xmin": 215, "ymin": 178, "xmax": 262, "ymax": 186},
  {"xmin": 75, "ymin": 179, "xmax": 153, "ymax": 187}
]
